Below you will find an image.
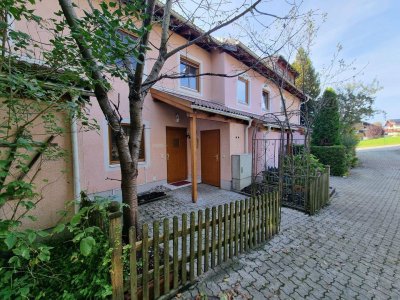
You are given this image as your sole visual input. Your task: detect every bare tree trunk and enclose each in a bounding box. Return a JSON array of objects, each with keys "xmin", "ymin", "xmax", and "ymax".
[
  {"xmin": 120, "ymin": 160, "xmax": 137, "ymax": 235},
  {"xmin": 58, "ymin": 0, "xmax": 139, "ymax": 236}
]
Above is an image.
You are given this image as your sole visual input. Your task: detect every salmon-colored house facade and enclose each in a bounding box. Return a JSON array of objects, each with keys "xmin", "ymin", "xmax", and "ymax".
[{"xmin": 4, "ymin": 1, "xmax": 306, "ymax": 229}]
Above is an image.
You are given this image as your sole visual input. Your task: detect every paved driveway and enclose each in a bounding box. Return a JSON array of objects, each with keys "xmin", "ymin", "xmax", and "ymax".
[{"xmin": 179, "ymin": 146, "xmax": 400, "ymax": 299}]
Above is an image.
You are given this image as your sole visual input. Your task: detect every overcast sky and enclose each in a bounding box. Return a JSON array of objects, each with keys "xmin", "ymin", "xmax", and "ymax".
[{"xmin": 294, "ymin": 0, "xmax": 400, "ymax": 123}]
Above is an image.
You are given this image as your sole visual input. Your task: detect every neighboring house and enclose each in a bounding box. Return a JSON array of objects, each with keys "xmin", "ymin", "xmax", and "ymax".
[
  {"xmin": 354, "ymin": 122, "xmax": 371, "ymax": 139},
  {"xmin": 3, "ymin": 1, "xmax": 306, "ymax": 229},
  {"xmin": 384, "ymin": 119, "xmax": 400, "ymax": 136}
]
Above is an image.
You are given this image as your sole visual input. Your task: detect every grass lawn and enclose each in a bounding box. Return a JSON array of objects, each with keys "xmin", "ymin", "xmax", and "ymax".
[{"xmin": 357, "ymin": 136, "xmax": 400, "ymax": 148}]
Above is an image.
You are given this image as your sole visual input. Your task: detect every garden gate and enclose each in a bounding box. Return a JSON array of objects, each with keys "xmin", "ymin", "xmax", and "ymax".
[{"xmin": 250, "ymin": 111, "xmax": 329, "ymax": 213}]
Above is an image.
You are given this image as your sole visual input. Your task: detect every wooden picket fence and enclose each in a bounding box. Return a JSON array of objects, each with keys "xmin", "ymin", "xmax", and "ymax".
[
  {"xmin": 308, "ymin": 166, "xmax": 330, "ymax": 215},
  {"xmin": 109, "ymin": 191, "xmax": 280, "ymax": 300}
]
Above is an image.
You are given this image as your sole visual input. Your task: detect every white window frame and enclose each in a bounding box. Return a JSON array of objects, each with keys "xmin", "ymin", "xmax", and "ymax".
[
  {"xmin": 104, "ymin": 119, "xmax": 151, "ymax": 171},
  {"xmin": 236, "ymin": 75, "xmax": 250, "ymax": 106},
  {"xmin": 261, "ymin": 84, "xmax": 271, "ymax": 112}
]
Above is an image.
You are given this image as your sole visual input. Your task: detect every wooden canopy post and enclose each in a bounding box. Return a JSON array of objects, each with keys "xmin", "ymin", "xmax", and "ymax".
[{"xmin": 189, "ymin": 114, "xmax": 198, "ymax": 202}]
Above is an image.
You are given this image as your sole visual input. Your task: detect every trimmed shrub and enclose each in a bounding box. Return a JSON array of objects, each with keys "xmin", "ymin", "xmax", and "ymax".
[
  {"xmin": 342, "ymin": 132, "xmax": 359, "ymax": 168},
  {"xmin": 312, "ymin": 88, "xmax": 341, "ymax": 146},
  {"xmin": 311, "ymin": 145, "xmax": 347, "ymax": 176}
]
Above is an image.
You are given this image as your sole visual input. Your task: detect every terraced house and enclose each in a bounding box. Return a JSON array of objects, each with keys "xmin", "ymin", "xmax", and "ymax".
[{"xmin": 2, "ymin": 1, "xmax": 306, "ymax": 229}]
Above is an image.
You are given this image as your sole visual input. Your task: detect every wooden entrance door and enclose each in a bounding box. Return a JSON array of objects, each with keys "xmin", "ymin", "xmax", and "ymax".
[
  {"xmin": 166, "ymin": 127, "xmax": 188, "ymax": 183},
  {"xmin": 201, "ymin": 130, "xmax": 220, "ymax": 187}
]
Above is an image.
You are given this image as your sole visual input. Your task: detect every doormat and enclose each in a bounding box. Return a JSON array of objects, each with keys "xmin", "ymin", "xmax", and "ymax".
[
  {"xmin": 138, "ymin": 192, "xmax": 168, "ymax": 206},
  {"xmin": 170, "ymin": 180, "xmax": 191, "ymax": 186}
]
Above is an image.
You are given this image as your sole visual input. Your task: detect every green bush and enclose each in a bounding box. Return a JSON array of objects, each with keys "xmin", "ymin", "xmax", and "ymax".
[
  {"xmin": 312, "ymin": 88, "xmax": 341, "ymax": 146},
  {"xmin": 311, "ymin": 145, "xmax": 347, "ymax": 176},
  {"xmin": 292, "ymin": 144, "xmax": 305, "ymax": 155},
  {"xmin": 284, "ymin": 153, "xmax": 325, "ymax": 176},
  {"xmin": 341, "ymin": 132, "xmax": 359, "ymax": 168},
  {"xmin": 0, "ymin": 201, "xmax": 113, "ymax": 299}
]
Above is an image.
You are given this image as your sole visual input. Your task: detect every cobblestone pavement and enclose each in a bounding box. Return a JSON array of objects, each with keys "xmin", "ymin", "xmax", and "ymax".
[
  {"xmin": 139, "ymin": 184, "xmax": 247, "ymax": 226},
  {"xmin": 139, "ymin": 184, "xmax": 247, "ymax": 237},
  {"xmin": 177, "ymin": 147, "xmax": 400, "ymax": 299}
]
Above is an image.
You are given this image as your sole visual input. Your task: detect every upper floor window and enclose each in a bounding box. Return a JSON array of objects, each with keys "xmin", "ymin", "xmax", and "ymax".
[
  {"xmin": 109, "ymin": 124, "xmax": 145, "ymax": 165},
  {"xmin": 117, "ymin": 31, "xmax": 138, "ymax": 69},
  {"xmin": 262, "ymin": 91, "xmax": 270, "ymax": 111},
  {"xmin": 237, "ymin": 77, "xmax": 249, "ymax": 104},
  {"xmin": 107, "ymin": 30, "xmax": 138, "ymax": 71},
  {"xmin": 180, "ymin": 57, "xmax": 200, "ymax": 91}
]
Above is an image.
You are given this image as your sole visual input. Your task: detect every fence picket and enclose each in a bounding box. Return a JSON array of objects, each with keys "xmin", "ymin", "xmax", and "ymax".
[
  {"xmin": 274, "ymin": 192, "xmax": 278, "ymax": 235},
  {"xmin": 173, "ymin": 216, "xmax": 179, "ymax": 290},
  {"xmin": 181, "ymin": 214, "xmax": 187, "ymax": 285},
  {"xmin": 197, "ymin": 210, "xmax": 203, "ymax": 276},
  {"xmin": 211, "ymin": 207, "xmax": 216, "ymax": 268},
  {"xmin": 223, "ymin": 204, "xmax": 229, "ymax": 262},
  {"xmin": 254, "ymin": 197, "xmax": 258, "ymax": 246},
  {"xmin": 239, "ymin": 200, "xmax": 244, "ymax": 253},
  {"xmin": 257, "ymin": 196, "xmax": 261, "ymax": 244},
  {"xmin": 249, "ymin": 197, "xmax": 254, "ymax": 248},
  {"xmin": 234, "ymin": 201, "xmax": 239, "ymax": 256},
  {"xmin": 260, "ymin": 195, "xmax": 264, "ymax": 243},
  {"xmin": 254, "ymin": 197, "xmax": 258, "ymax": 245},
  {"xmin": 190, "ymin": 212, "xmax": 195, "ymax": 282},
  {"xmin": 262, "ymin": 195, "xmax": 268, "ymax": 242},
  {"xmin": 142, "ymin": 224, "xmax": 149, "ymax": 300},
  {"xmin": 205, "ymin": 208, "xmax": 210, "ymax": 272},
  {"xmin": 217, "ymin": 205, "xmax": 222, "ymax": 265},
  {"xmin": 129, "ymin": 227, "xmax": 137, "ymax": 300},
  {"xmin": 244, "ymin": 198, "xmax": 249, "ymax": 251},
  {"xmin": 268, "ymin": 193, "xmax": 272, "ymax": 239},
  {"xmin": 264, "ymin": 194, "xmax": 268, "ymax": 239},
  {"xmin": 229, "ymin": 202, "xmax": 234, "ymax": 258},
  {"xmin": 109, "ymin": 206, "xmax": 123, "ymax": 300},
  {"xmin": 153, "ymin": 221, "xmax": 160, "ymax": 298},
  {"xmin": 163, "ymin": 219, "xmax": 170, "ymax": 294}
]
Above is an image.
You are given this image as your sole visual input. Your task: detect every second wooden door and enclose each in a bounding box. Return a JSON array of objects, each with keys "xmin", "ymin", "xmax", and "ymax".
[{"xmin": 201, "ymin": 130, "xmax": 220, "ymax": 187}]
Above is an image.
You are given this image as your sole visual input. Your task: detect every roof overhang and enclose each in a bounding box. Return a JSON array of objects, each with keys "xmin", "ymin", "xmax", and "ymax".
[{"xmin": 150, "ymin": 88, "xmax": 252, "ymax": 122}]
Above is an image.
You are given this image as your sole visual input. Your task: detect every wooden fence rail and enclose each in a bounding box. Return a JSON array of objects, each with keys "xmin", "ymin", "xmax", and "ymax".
[
  {"xmin": 307, "ymin": 166, "xmax": 330, "ymax": 215},
  {"xmin": 109, "ymin": 191, "xmax": 281, "ymax": 300}
]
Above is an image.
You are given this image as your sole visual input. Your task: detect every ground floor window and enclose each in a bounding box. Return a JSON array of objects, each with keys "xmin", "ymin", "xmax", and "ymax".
[{"xmin": 109, "ymin": 124, "xmax": 145, "ymax": 164}]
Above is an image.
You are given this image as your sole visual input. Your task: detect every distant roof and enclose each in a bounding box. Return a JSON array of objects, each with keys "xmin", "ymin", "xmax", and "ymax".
[{"xmin": 387, "ymin": 119, "xmax": 400, "ymax": 124}]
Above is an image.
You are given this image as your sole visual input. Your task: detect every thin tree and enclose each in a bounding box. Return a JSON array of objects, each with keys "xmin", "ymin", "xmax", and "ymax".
[{"xmin": 292, "ymin": 47, "xmax": 321, "ymax": 121}]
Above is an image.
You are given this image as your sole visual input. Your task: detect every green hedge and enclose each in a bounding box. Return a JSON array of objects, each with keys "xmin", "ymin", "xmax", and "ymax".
[{"xmin": 311, "ymin": 145, "xmax": 347, "ymax": 176}]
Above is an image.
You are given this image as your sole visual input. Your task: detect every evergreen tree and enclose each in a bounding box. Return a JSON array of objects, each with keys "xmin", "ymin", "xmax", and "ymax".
[
  {"xmin": 312, "ymin": 88, "xmax": 341, "ymax": 146},
  {"xmin": 292, "ymin": 47, "xmax": 321, "ymax": 123}
]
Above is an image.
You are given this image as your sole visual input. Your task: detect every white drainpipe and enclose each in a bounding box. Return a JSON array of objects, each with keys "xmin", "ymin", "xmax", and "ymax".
[
  {"xmin": 71, "ymin": 97, "xmax": 81, "ymax": 213},
  {"xmin": 244, "ymin": 119, "xmax": 253, "ymax": 153}
]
